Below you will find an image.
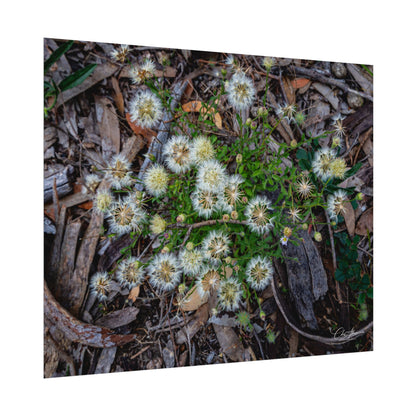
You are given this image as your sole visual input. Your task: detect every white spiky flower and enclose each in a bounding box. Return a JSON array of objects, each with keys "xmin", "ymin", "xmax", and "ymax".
[
  {"xmin": 162, "ymin": 135, "xmax": 192, "ymax": 174},
  {"xmin": 189, "ymin": 135, "xmax": 215, "ymax": 165},
  {"xmin": 312, "ymin": 147, "xmax": 337, "ymax": 181},
  {"xmin": 288, "ymin": 206, "xmax": 302, "ymax": 223},
  {"xmin": 116, "ymin": 257, "xmax": 145, "ymax": 290},
  {"xmin": 129, "ymin": 59, "xmax": 156, "ymax": 85},
  {"xmin": 110, "ymin": 44, "xmax": 129, "ymax": 63},
  {"xmin": 219, "ymin": 174, "xmax": 244, "ymax": 213},
  {"xmin": 148, "ymin": 252, "xmax": 181, "ymax": 291},
  {"xmin": 246, "ymin": 256, "xmax": 273, "ymax": 291},
  {"xmin": 295, "ymin": 175, "xmax": 314, "ymax": 199},
  {"xmin": 196, "ymin": 265, "xmax": 220, "ymax": 299},
  {"xmin": 94, "ymin": 189, "xmax": 113, "ymax": 214},
  {"xmin": 127, "ymin": 190, "xmax": 148, "ymax": 210},
  {"xmin": 149, "ymin": 214, "xmax": 167, "ymax": 234},
  {"xmin": 276, "ymin": 103, "xmax": 297, "ymax": 122},
  {"xmin": 107, "ymin": 199, "xmax": 146, "ymax": 235},
  {"xmin": 329, "ymin": 158, "xmax": 348, "ymax": 180},
  {"xmin": 226, "ymin": 72, "xmax": 256, "ymax": 111},
  {"xmin": 191, "ymin": 187, "xmax": 221, "ymax": 219},
  {"xmin": 202, "ymin": 229, "xmax": 231, "ymax": 265},
  {"xmin": 90, "ymin": 272, "xmax": 113, "ymax": 301},
  {"xmin": 179, "ymin": 248, "xmax": 204, "ymax": 276},
  {"xmin": 196, "ymin": 159, "xmax": 227, "ymax": 193},
  {"xmin": 218, "ymin": 277, "xmax": 242, "ymax": 312},
  {"xmin": 245, "ymin": 195, "xmax": 274, "ymax": 235},
  {"xmin": 82, "ymin": 173, "xmax": 101, "ymax": 194},
  {"xmin": 143, "ymin": 164, "xmax": 169, "ymax": 197},
  {"xmin": 129, "ymin": 90, "xmax": 162, "ymax": 129},
  {"xmin": 331, "ymin": 113, "xmax": 347, "ymax": 138},
  {"xmin": 107, "ymin": 154, "xmax": 133, "ymax": 190},
  {"xmin": 327, "ymin": 189, "xmax": 349, "ymax": 221}
]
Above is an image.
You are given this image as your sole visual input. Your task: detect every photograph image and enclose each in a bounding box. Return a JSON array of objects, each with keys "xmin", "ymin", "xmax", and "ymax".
[{"xmin": 43, "ymin": 38, "xmax": 373, "ymax": 377}]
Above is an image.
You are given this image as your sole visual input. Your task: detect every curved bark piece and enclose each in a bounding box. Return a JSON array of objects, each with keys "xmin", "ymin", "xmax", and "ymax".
[
  {"xmin": 44, "ymin": 280, "xmax": 137, "ymax": 348},
  {"xmin": 271, "ymin": 272, "xmax": 373, "ymax": 346}
]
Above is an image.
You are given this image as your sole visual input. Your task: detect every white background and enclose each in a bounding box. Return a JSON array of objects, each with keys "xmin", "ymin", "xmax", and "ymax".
[{"xmin": 1, "ymin": 0, "xmax": 415, "ymax": 414}]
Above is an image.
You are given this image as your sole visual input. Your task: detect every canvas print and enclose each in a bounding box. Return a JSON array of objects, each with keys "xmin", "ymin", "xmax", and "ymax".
[{"xmin": 44, "ymin": 38, "xmax": 373, "ymax": 377}]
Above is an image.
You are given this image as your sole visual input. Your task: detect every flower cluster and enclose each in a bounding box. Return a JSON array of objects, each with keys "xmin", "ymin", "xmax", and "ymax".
[{"xmin": 312, "ymin": 147, "xmax": 348, "ymax": 181}]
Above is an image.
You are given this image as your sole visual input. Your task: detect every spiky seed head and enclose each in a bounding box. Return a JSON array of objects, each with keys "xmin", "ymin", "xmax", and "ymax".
[
  {"xmin": 296, "ymin": 176, "xmax": 314, "ymax": 199},
  {"xmin": 162, "ymin": 135, "xmax": 192, "ymax": 174},
  {"xmin": 312, "ymin": 147, "xmax": 337, "ymax": 181},
  {"xmin": 245, "ymin": 195, "xmax": 274, "ymax": 235},
  {"xmin": 149, "ymin": 214, "xmax": 167, "ymax": 234},
  {"xmin": 191, "ymin": 187, "xmax": 220, "ymax": 219},
  {"xmin": 329, "ymin": 158, "xmax": 348, "ymax": 179},
  {"xmin": 246, "ymin": 256, "xmax": 273, "ymax": 291},
  {"xmin": 218, "ymin": 278, "xmax": 242, "ymax": 312},
  {"xmin": 94, "ymin": 189, "xmax": 113, "ymax": 214},
  {"xmin": 202, "ymin": 229, "xmax": 231, "ymax": 265},
  {"xmin": 189, "ymin": 135, "xmax": 215, "ymax": 166},
  {"xmin": 143, "ymin": 164, "xmax": 169, "ymax": 197},
  {"xmin": 116, "ymin": 257, "xmax": 145, "ymax": 290},
  {"xmin": 327, "ymin": 190, "xmax": 349, "ymax": 221},
  {"xmin": 110, "ymin": 45, "xmax": 129, "ymax": 63},
  {"xmin": 129, "ymin": 59, "xmax": 156, "ymax": 85},
  {"xmin": 219, "ymin": 174, "xmax": 244, "ymax": 213},
  {"xmin": 196, "ymin": 265, "xmax": 220, "ymax": 299},
  {"xmin": 129, "ymin": 90, "xmax": 162, "ymax": 129},
  {"xmin": 107, "ymin": 154, "xmax": 133, "ymax": 190},
  {"xmin": 196, "ymin": 160, "xmax": 227, "ymax": 194},
  {"xmin": 148, "ymin": 252, "xmax": 181, "ymax": 292},
  {"xmin": 226, "ymin": 72, "xmax": 256, "ymax": 111},
  {"xmin": 90, "ymin": 272, "xmax": 113, "ymax": 301},
  {"xmin": 107, "ymin": 199, "xmax": 146, "ymax": 235},
  {"xmin": 82, "ymin": 174, "xmax": 101, "ymax": 194},
  {"xmin": 179, "ymin": 248, "xmax": 204, "ymax": 276}
]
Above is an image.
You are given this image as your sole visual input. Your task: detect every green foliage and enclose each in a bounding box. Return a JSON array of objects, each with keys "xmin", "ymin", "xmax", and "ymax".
[
  {"xmin": 334, "ymin": 231, "xmax": 372, "ymax": 320},
  {"xmin": 44, "ymin": 41, "xmax": 97, "ymax": 117}
]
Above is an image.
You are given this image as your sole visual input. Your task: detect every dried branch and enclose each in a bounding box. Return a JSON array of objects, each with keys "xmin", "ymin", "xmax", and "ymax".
[{"xmin": 44, "ymin": 280, "xmax": 137, "ymax": 348}]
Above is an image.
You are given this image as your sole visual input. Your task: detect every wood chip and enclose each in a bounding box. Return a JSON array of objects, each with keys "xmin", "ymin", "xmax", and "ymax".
[
  {"xmin": 312, "ymin": 82, "xmax": 340, "ymax": 111},
  {"xmin": 95, "ymin": 95, "xmax": 120, "ymax": 160},
  {"xmin": 55, "ymin": 220, "xmax": 82, "ymax": 309},
  {"xmin": 128, "ymin": 285, "xmax": 141, "ymax": 303},
  {"xmin": 346, "ymin": 64, "xmax": 373, "ymax": 95},
  {"xmin": 281, "ymin": 75, "xmax": 296, "ymax": 105},
  {"xmin": 110, "ymin": 76, "xmax": 124, "ymax": 114},
  {"xmin": 343, "ymin": 202, "xmax": 356, "ymax": 238},
  {"xmin": 176, "ymin": 302, "xmax": 209, "ymax": 344},
  {"xmin": 95, "ymin": 347, "xmax": 117, "ymax": 374},
  {"xmin": 95, "ymin": 307, "xmax": 140, "ymax": 329},
  {"xmin": 355, "ymin": 207, "xmax": 373, "ymax": 236},
  {"xmin": 213, "ymin": 324, "xmax": 247, "ymax": 362}
]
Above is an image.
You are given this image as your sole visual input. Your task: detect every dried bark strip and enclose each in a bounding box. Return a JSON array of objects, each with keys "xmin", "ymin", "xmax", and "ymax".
[
  {"xmin": 44, "ymin": 280, "xmax": 136, "ymax": 348},
  {"xmin": 55, "ymin": 220, "xmax": 82, "ymax": 309},
  {"xmin": 271, "ymin": 267, "xmax": 373, "ymax": 345},
  {"xmin": 291, "ymin": 66, "xmax": 373, "ymax": 102},
  {"xmin": 44, "ymin": 165, "xmax": 75, "ymax": 203}
]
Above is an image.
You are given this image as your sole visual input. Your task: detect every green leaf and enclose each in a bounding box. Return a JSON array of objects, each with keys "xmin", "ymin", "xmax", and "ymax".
[
  {"xmin": 335, "ymin": 269, "xmax": 346, "ymax": 282},
  {"xmin": 296, "ymin": 149, "xmax": 308, "ymax": 160},
  {"xmin": 58, "ymin": 63, "xmax": 97, "ymax": 92},
  {"xmin": 344, "ymin": 162, "xmax": 362, "ymax": 179},
  {"xmin": 44, "ymin": 40, "xmax": 74, "ymax": 74}
]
